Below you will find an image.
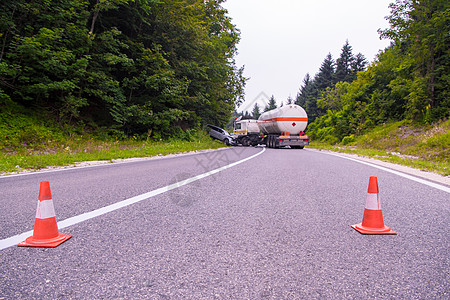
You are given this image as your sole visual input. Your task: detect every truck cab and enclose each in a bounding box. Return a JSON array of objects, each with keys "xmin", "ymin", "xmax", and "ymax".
[{"xmin": 232, "ymin": 118, "xmax": 263, "ymax": 146}]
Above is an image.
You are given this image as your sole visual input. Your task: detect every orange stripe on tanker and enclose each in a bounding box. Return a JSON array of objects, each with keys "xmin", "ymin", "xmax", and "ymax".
[
  {"xmin": 257, "ymin": 104, "xmax": 309, "ymax": 135},
  {"xmin": 262, "ymin": 117, "xmax": 308, "ymax": 122}
]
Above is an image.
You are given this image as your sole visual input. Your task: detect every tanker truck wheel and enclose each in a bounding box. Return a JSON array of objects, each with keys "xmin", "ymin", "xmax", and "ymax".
[
  {"xmin": 241, "ymin": 136, "xmax": 250, "ymax": 146},
  {"xmin": 268, "ymin": 135, "xmax": 275, "ymax": 148},
  {"xmin": 266, "ymin": 136, "xmax": 271, "ymax": 148},
  {"xmin": 274, "ymin": 139, "xmax": 280, "ymax": 149},
  {"xmin": 271, "ymin": 136, "xmax": 279, "ymax": 148}
]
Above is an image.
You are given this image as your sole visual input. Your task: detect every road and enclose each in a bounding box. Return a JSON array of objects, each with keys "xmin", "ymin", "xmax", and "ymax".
[{"xmin": 0, "ymin": 147, "xmax": 448, "ymax": 299}]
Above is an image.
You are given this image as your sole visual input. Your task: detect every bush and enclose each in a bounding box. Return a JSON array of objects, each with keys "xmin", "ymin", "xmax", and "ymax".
[{"xmin": 341, "ymin": 135, "xmax": 355, "ymax": 145}]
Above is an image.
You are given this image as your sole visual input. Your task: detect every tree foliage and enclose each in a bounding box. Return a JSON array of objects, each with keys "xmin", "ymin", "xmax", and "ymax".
[
  {"xmin": 295, "ymin": 43, "xmax": 367, "ymax": 123},
  {"xmin": 302, "ymin": 0, "xmax": 448, "ymax": 143},
  {"xmin": 286, "ymin": 96, "xmax": 293, "ymax": 105},
  {"xmin": 252, "ymin": 103, "xmax": 261, "ymax": 119},
  {"xmin": 0, "ymin": 0, "xmax": 245, "ymax": 138},
  {"xmin": 379, "ymin": 0, "xmax": 449, "ymax": 121},
  {"xmin": 264, "ymin": 95, "xmax": 277, "ymax": 112}
]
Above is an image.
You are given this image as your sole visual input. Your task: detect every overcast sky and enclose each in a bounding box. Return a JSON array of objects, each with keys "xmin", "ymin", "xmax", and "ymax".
[{"xmin": 221, "ymin": 0, "xmax": 393, "ymax": 112}]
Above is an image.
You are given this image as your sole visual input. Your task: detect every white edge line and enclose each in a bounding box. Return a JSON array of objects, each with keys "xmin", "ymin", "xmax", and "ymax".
[
  {"xmin": 0, "ymin": 148, "xmax": 265, "ymax": 250},
  {"xmin": 0, "ymin": 147, "xmax": 232, "ymax": 179},
  {"xmin": 310, "ymin": 149, "xmax": 450, "ymax": 193}
]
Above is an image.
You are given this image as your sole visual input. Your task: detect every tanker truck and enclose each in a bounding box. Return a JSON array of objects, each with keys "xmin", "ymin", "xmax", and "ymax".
[{"xmin": 232, "ymin": 104, "xmax": 309, "ymax": 149}]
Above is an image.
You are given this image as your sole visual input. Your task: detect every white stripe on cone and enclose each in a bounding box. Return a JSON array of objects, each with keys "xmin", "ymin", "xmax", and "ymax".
[
  {"xmin": 365, "ymin": 193, "xmax": 381, "ymax": 210},
  {"xmin": 35, "ymin": 200, "xmax": 56, "ymax": 219}
]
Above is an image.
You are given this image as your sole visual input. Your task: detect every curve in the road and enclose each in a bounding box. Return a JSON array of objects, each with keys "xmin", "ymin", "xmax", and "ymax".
[{"xmin": 0, "ymin": 148, "xmax": 266, "ymax": 251}]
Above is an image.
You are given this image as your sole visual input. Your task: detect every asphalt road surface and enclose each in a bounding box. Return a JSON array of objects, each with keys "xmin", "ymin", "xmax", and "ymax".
[{"xmin": 0, "ymin": 147, "xmax": 449, "ymax": 299}]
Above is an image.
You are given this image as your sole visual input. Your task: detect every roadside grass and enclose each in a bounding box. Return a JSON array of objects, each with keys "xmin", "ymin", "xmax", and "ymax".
[
  {"xmin": 0, "ymin": 137, "xmax": 225, "ymax": 174},
  {"xmin": 0, "ymin": 112, "xmax": 225, "ymax": 174},
  {"xmin": 0, "ymin": 102, "xmax": 227, "ymax": 174},
  {"xmin": 309, "ymin": 119, "xmax": 450, "ymax": 176}
]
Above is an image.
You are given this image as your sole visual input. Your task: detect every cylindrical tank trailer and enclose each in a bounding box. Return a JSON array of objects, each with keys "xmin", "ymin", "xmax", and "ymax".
[
  {"xmin": 232, "ymin": 104, "xmax": 310, "ymax": 148},
  {"xmin": 258, "ymin": 104, "xmax": 308, "ymax": 135}
]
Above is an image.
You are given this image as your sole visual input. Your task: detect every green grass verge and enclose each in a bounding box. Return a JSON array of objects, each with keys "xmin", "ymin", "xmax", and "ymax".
[
  {"xmin": 309, "ymin": 119, "xmax": 450, "ymax": 176},
  {"xmin": 0, "ymin": 133, "xmax": 225, "ymax": 174},
  {"xmin": 0, "ymin": 101, "xmax": 226, "ymax": 174}
]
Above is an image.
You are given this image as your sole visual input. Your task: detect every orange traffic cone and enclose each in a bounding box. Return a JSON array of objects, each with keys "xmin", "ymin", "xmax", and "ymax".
[
  {"xmin": 18, "ymin": 181, "xmax": 72, "ymax": 247},
  {"xmin": 351, "ymin": 176, "xmax": 396, "ymax": 235}
]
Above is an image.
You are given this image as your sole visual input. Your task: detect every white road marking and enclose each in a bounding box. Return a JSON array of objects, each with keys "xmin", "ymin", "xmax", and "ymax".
[
  {"xmin": 0, "ymin": 148, "xmax": 231, "ymax": 179},
  {"xmin": 0, "ymin": 148, "xmax": 266, "ymax": 250},
  {"xmin": 312, "ymin": 149, "xmax": 450, "ymax": 193}
]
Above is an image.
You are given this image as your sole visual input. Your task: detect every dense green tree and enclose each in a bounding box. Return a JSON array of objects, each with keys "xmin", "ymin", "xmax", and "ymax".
[
  {"xmin": 317, "ymin": 82, "xmax": 350, "ymax": 112},
  {"xmin": 334, "ymin": 40, "xmax": 355, "ymax": 83},
  {"xmin": 300, "ymin": 53, "xmax": 335, "ymax": 122},
  {"xmin": 0, "ymin": 0, "xmax": 246, "ymax": 138},
  {"xmin": 314, "ymin": 53, "xmax": 335, "ymax": 91},
  {"xmin": 308, "ymin": 45, "xmax": 411, "ymax": 142},
  {"xmin": 352, "ymin": 53, "xmax": 368, "ymax": 76},
  {"xmin": 0, "ymin": 0, "xmax": 91, "ymax": 119},
  {"xmin": 379, "ymin": 0, "xmax": 449, "ymax": 121},
  {"xmin": 295, "ymin": 73, "xmax": 314, "ymax": 108},
  {"xmin": 252, "ymin": 103, "xmax": 261, "ymax": 119},
  {"xmin": 296, "ymin": 43, "xmax": 367, "ymax": 123},
  {"xmin": 305, "ymin": 0, "xmax": 448, "ymax": 144},
  {"xmin": 264, "ymin": 95, "xmax": 277, "ymax": 112}
]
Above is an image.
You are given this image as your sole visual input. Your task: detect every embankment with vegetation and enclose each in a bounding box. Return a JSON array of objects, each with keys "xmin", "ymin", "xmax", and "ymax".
[
  {"xmin": 0, "ymin": 102, "xmax": 225, "ymax": 174},
  {"xmin": 310, "ymin": 119, "xmax": 449, "ymax": 176},
  {"xmin": 0, "ymin": 0, "xmax": 239, "ymax": 173}
]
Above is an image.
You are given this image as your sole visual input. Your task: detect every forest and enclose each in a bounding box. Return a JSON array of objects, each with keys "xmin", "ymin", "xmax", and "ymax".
[
  {"xmin": 0, "ymin": 0, "xmax": 245, "ymax": 139},
  {"xmin": 1, "ymin": 0, "xmax": 448, "ymax": 145},
  {"xmin": 295, "ymin": 0, "xmax": 449, "ymax": 143}
]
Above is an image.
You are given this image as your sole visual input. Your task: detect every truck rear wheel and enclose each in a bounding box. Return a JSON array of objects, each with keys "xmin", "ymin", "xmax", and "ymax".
[
  {"xmin": 267, "ymin": 136, "xmax": 272, "ymax": 148},
  {"xmin": 267, "ymin": 135, "xmax": 278, "ymax": 148},
  {"xmin": 241, "ymin": 136, "xmax": 250, "ymax": 146}
]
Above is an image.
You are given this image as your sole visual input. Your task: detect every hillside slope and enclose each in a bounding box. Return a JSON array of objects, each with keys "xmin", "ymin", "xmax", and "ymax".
[{"xmin": 310, "ymin": 119, "xmax": 449, "ymax": 176}]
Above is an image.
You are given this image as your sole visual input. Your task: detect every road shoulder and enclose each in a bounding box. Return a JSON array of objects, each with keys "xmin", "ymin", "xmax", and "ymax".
[{"xmin": 308, "ymin": 148, "xmax": 450, "ymax": 187}]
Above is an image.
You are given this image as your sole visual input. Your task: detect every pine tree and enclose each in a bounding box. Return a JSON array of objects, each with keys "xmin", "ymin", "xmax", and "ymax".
[
  {"xmin": 314, "ymin": 53, "xmax": 335, "ymax": 91},
  {"xmin": 302, "ymin": 54, "xmax": 335, "ymax": 122},
  {"xmin": 264, "ymin": 95, "xmax": 277, "ymax": 112},
  {"xmin": 295, "ymin": 73, "xmax": 314, "ymax": 108},
  {"xmin": 335, "ymin": 40, "xmax": 355, "ymax": 83},
  {"xmin": 286, "ymin": 96, "xmax": 293, "ymax": 105},
  {"xmin": 351, "ymin": 53, "xmax": 368, "ymax": 80},
  {"xmin": 252, "ymin": 103, "xmax": 261, "ymax": 119}
]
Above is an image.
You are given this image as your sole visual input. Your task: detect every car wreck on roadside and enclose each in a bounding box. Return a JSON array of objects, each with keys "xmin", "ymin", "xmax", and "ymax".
[{"xmin": 206, "ymin": 124, "xmax": 236, "ymax": 146}]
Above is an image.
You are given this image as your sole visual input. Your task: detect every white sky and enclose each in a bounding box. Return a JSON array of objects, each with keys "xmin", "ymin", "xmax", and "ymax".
[{"xmin": 221, "ymin": 0, "xmax": 393, "ymax": 112}]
